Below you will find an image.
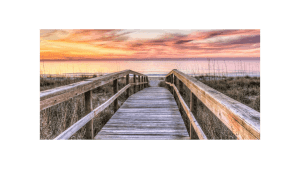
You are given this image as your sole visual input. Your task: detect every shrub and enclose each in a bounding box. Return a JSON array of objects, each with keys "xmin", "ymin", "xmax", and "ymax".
[{"xmin": 158, "ymin": 81, "xmax": 166, "ymax": 87}]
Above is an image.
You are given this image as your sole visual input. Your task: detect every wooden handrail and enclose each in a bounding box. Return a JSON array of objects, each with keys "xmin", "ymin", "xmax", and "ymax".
[
  {"xmin": 165, "ymin": 82, "xmax": 207, "ymax": 139},
  {"xmin": 130, "ymin": 82, "xmax": 148, "ymax": 85},
  {"xmin": 40, "ymin": 69, "xmax": 148, "ymax": 140},
  {"xmin": 40, "ymin": 70, "xmax": 147, "ymax": 110},
  {"xmin": 54, "ymin": 84, "xmax": 132, "ymax": 140},
  {"xmin": 166, "ymin": 69, "xmax": 260, "ymax": 140}
]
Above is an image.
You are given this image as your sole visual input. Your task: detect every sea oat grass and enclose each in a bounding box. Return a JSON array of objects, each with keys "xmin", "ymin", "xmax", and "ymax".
[{"xmin": 40, "ymin": 76, "xmax": 134, "ymax": 139}]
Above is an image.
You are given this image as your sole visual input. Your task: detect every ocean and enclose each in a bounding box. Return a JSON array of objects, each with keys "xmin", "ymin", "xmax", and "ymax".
[{"xmin": 40, "ymin": 59, "xmax": 260, "ymax": 77}]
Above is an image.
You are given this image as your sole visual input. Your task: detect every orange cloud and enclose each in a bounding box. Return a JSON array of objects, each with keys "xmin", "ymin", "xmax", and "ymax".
[{"xmin": 40, "ymin": 29, "xmax": 260, "ymax": 60}]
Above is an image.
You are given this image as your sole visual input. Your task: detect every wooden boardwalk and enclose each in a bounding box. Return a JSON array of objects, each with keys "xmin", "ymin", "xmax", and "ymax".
[
  {"xmin": 95, "ymin": 87, "xmax": 190, "ymax": 140},
  {"xmin": 47, "ymin": 69, "xmax": 259, "ymax": 140}
]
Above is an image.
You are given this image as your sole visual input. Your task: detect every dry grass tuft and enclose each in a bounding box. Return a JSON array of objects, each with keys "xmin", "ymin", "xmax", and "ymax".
[
  {"xmin": 158, "ymin": 81, "xmax": 166, "ymax": 87},
  {"xmin": 196, "ymin": 76, "xmax": 260, "ymax": 112},
  {"xmin": 40, "ymin": 76, "xmax": 133, "ymax": 140}
]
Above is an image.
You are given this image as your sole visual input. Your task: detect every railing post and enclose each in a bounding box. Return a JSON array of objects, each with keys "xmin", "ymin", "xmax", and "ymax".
[
  {"xmin": 147, "ymin": 77, "xmax": 149, "ymax": 87},
  {"xmin": 141, "ymin": 76, "xmax": 144, "ymax": 90},
  {"xmin": 189, "ymin": 91, "xmax": 197, "ymax": 139},
  {"xmin": 172, "ymin": 74, "xmax": 175, "ymax": 96},
  {"xmin": 126, "ymin": 74, "xmax": 129, "ymax": 98},
  {"xmin": 84, "ymin": 90, "xmax": 93, "ymax": 139},
  {"xmin": 113, "ymin": 79, "xmax": 118, "ymax": 112},
  {"xmin": 138, "ymin": 75, "xmax": 141, "ymax": 91},
  {"xmin": 179, "ymin": 79, "xmax": 183, "ymax": 107},
  {"xmin": 179, "ymin": 80, "xmax": 183, "ymax": 96},
  {"xmin": 133, "ymin": 74, "xmax": 136, "ymax": 93}
]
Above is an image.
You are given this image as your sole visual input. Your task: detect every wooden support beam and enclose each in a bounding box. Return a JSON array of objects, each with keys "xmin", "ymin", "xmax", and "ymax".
[
  {"xmin": 133, "ymin": 74, "xmax": 136, "ymax": 93},
  {"xmin": 166, "ymin": 69, "xmax": 260, "ymax": 140},
  {"xmin": 138, "ymin": 75, "xmax": 141, "ymax": 91},
  {"xmin": 84, "ymin": 90, "xmax": 93, "ymax": 139},
  {"xmin": 172, "ymin": 74, "xmax": 175, "ymax": 96},
  {"xmin": 126, "ymin": 74, "xmax": 130, "ymax": 98},
  {"xmin": 54, "ymin": 84, "xmax": 131, "ymax": 140},
  {"xmin": 165, "ymin": 82, "xmax": 207, "ymax": 140},
  {"xmin": 189, "ymin": 91, "xmax": 197, "ymax": 139},
  {"xmin": 40, "ymin": 70, "xmax": 148, "ymax": 111},
  {"xmin": 113, "ymin": 79, "xmax": 118, "ymax": 112},
  {"xmin": 147, "ymin": 77, "xmax": 149, "ymax": 87},
  {"xmin": 141, "ymin": 76, "xmax": 144, "ymax": 90},
  {"xmin": 176, "ymin": 78, "xmax": 183, "ymax": 116}
]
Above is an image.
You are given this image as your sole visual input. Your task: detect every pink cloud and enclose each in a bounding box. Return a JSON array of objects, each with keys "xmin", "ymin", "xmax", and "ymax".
[{"xmin": 40, "ymin": 29, "xmax": 260, "ymax": 60}]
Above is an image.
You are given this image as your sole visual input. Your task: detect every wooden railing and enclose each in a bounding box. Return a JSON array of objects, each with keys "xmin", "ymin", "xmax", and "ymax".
[
  {"xmin": 40, "ymin": 70, "xmax": 149, "ymax": 140},
  {"xmin": 165, "ymin": 69, "xmax": 260, "ymax": 140}
]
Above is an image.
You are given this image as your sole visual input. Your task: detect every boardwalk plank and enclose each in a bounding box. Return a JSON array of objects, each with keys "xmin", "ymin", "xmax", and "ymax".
[{"xmin": 95, "ymin": 87, "xmax": 189, "ymax": 140}]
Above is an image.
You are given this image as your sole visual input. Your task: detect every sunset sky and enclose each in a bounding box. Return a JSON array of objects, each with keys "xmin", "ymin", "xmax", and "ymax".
[{"xmin": 40, "ymin": 29, "xmax": 260, "ymax": 61}]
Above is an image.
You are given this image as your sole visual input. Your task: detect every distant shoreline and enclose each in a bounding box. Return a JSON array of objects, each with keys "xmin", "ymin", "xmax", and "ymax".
[
  {"xmin": 40, "ymin": 57, "xmax": 260, "ymax": 62},
  {"xmin": 41, "ymin": 73, "xmax": 260, "ymax": 78}
]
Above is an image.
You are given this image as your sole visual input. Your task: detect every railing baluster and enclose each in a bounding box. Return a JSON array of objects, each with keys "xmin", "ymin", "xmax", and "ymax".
[
  {"xmin": 133, "ymin": 74, "xmax": 136, "ymax": 93},
  {"xmin": 42, "ymin": 70, "xmax": 148, "ymax": 140},
  {"xmin": 172, "ymin": 74, "xmax": 175, "ymax": 96},
  {"xmin": 189, "ymin": 91, "xmax": 197, "ymax": 139},
  {"xmin": 138, "ymin": 75, "xmax": 141, "ymax": 91},
  {"xmin": 165, "ymin": 69, "xmax": 260, "ymax": 140},
  {"xmin": 113, "ymin": 79, "xmax": 118, "ymax": 112},
  {"xmin": 190, "ymin": 123, "xmax": 192, "ymax": 139},
  {"xmin": 84, "ymin": 90, "xmax": 93, "ymax": 139},
  {"xmin": 126, "ymin": 74, "xmax": 129, "ymax": 98},
  {"xmin": 141, "ymin": 76, "xmax": 144, "ymax": 90}
]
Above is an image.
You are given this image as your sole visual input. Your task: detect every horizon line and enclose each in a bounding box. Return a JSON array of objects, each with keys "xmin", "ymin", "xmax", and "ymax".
[{"xmin": 40, "ymin": 57, "xmax": 260, "ymax": 62}]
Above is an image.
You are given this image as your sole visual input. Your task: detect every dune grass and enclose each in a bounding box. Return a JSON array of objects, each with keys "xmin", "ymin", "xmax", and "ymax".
[
  {"xmin": 40, "ymin": 75, "xmax": 137, "ymax": 139},
  {"xmin": 158, "ymin": 81, "xmax": 166, "ymax": 87},
  {"xmin": 164, "ymin": 73, "xmax": 260, "ymax": 139},
  {"xmin": 40, "ymin": 75, "xmax": 97, "ymax": 91},
  {"xmin": 195, "ymin": 75, "xmax": 260, "ymax": 112}
]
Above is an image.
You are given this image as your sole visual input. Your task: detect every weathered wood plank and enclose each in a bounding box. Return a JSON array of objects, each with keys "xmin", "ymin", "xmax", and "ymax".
[
  {"xmin": 190, "ymin": 90, "xmax": 197, "ymax": 139},
  {"xmin": 166, "ymin": 69, "xmax": 260, "ymax": 140},
  {"xmin": 130, "ymin": 82, "xmax": 148, "ymax": 86},
  {"xmin": 116, "ymin": 108, "xmax": 180, "ymax": 112},
  {"xmin": 113, "ymin": 79, "xmax": 118, "ymax": 112},
  {"xmin": 94, "ymin": 135, "xmax": 190, "ymax": 140},
  {"xmin": 138, "ymin": 75, "xmax": 141, "ymax": 91},
  {"xmin": 104, "ymin": 124, "xmax": 187, "ymax": 127},
  {"xmin": 106, "ymin": 121, "xmax": 187, "ymax": 125},
  {"xmin": 84, "ymin": 90, "xmax": 93, "ymax": 139},
  {"xmin": 133, "ymin": 74, "xmax": 136, "ymax": 93},
  {"xmin": 40, "ymin": 70, "xmax": 126, "ymax": 99},
  {"xmin": 126, "ymin": 74, "xmax": 129, "ymax": 98},
  {"xmin": 99, "ymin": 130, "xmax": 189, "ymax": 135},
  {"xmin": 54, "ymin": 84, "xmax": 131, "ymax": 140},
  {"xmin": 121, "ymin": 105, "xmax": 178, "ymax": 108},
  {"xmin": 40, "ymin": 70, "xmax": 147, "ymax": 110},
  {"xmin": 95, "ymin": 87, "xmax": 189, "ymax": 140},
  {"xmin": 166, "ymin": 82, "xmax": 207, "ymax": 140}
]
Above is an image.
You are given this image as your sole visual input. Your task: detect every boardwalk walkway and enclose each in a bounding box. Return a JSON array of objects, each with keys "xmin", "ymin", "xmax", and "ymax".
[{"xmin": 95, "ymin": 87, "xmax": 190, "ymax": 140}]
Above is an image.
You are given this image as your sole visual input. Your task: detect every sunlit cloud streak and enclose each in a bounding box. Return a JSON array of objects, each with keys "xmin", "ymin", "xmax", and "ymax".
[{"xmin": 40, "ymin": 29, "xmax": 260, "ymax": 60}]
